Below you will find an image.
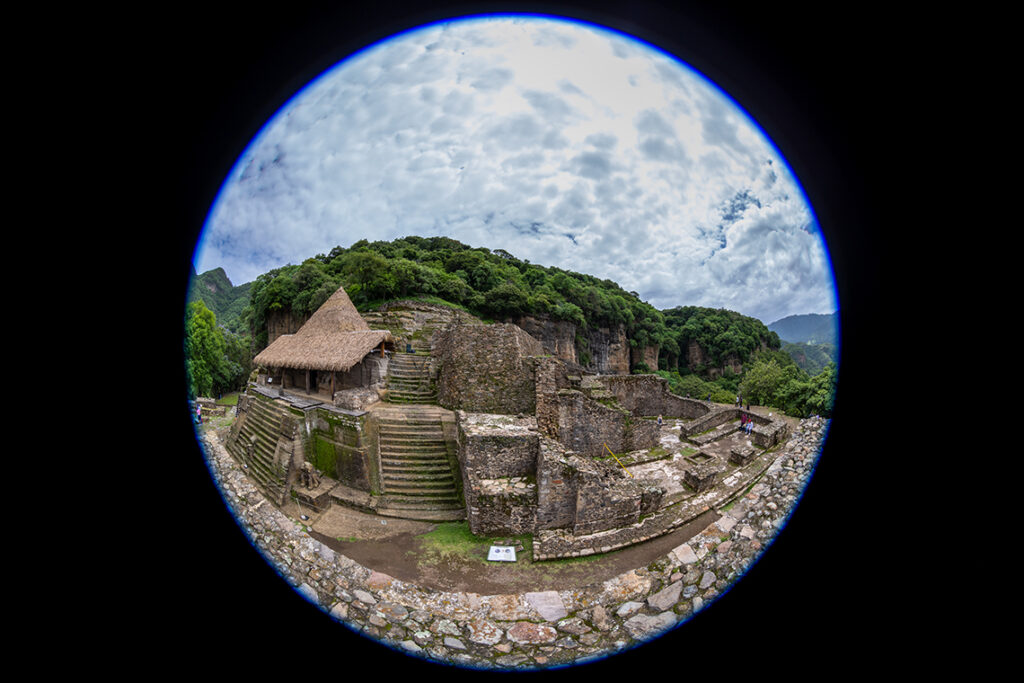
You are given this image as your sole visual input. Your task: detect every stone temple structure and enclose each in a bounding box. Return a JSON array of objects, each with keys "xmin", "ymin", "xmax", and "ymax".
[{"xmin": 226, "ymin": 292, "xmax": 789, "ymax": 560}]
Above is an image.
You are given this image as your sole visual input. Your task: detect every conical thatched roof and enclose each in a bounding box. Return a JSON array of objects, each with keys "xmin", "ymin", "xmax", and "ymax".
[{"xmin": 253, "ymin": 285, "xmax": 393, "ymax": 372}]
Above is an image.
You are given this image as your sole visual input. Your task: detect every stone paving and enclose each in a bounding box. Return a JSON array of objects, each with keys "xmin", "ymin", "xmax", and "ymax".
[{"xmin": 198, "ymin": 415, "xmax": 829, "ymax": 671}]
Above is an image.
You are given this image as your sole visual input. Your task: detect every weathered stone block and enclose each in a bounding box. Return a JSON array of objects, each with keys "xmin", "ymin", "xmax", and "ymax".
[
  {"xmin": 729, "ymin": 444, "xmax": 757, "ymax": 466},
  {"xmin": 682, "ymin": 452, "xmax": 725, "ymax": 492},
  {"xmin": 435, "ymin": 322, "xmax": 543, "ymax": 414}
]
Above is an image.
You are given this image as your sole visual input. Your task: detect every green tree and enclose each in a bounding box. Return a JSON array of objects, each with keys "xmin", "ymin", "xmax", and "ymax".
[
  {"xmin": 804, "ymin": 362, "xmax": 837, "ymax": 416},
  {"xmin": 185, "ymin": 300, "xmax": 227, "ymax": 399},
  {"xmin": 738, "ymin": 357, "xmax": 787, "ymax": 407}
]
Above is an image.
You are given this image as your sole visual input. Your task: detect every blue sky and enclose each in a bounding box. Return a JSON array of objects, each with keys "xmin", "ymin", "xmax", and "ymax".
[{"xmin": 194, "ymin": 15, "xmax": 837, "ymax": 325}]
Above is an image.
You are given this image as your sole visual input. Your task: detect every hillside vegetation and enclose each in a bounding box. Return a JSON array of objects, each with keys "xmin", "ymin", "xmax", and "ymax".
[
  {"xmin": 241, "ymin": 237, "xmax": 779, "ymax": 371},
  {"xmin": 188, "ymin": 266, "xmax": 252, "ymax": 333},
  {"xmin": 185, "ymin": 236, "xmax": 836, "ymax": 417}
]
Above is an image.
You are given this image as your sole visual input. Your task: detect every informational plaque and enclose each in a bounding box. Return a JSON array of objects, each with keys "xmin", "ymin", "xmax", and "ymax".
[{"xmin": 487, "ymin": 545, "xmax": 517, "ymax": 562}]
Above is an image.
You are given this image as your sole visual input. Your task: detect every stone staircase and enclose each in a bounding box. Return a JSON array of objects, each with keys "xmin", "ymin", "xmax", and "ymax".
[
  {"xmin": 226, "ymin": 393, "xmax": 298, "ymax": 505},
  {"xmin": 568, "ymin": 374, "xmax": 616, "ymax": 402},
  {"xmin": 376, "ymin": 407, "xmax": 464, "ymax": 521},
  {"xmin": 385, "ymin": 345, "xmax": 437, "ymax": 404}
]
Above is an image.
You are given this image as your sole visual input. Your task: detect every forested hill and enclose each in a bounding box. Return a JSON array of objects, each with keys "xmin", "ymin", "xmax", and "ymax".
[
  {"xmin": 767, "ymin": 312, "xmax": 838, "ymax": 345},
  {"xmin": 188, "ymin": 266, "xmax": 252, "ymax": 333},
  {"xmin": 186, "ymin": 237, "xmax": 836, "ymax": 417},
  {"xmin": 232, "ymin": 236, "xmax": 780, "ymax": 376}
]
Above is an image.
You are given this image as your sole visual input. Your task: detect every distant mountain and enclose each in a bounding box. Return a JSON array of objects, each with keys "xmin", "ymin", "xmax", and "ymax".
[
  {"xmin": 767, "ymin": 312, "xmax": 838, "ymax": 346},
  {"xmin": 188, "ymin": 266, "xmax": 252, "ymax": 332},
  {"xmin": 781, "ymin": 340, "xmax": 837, "ymax": 376}
]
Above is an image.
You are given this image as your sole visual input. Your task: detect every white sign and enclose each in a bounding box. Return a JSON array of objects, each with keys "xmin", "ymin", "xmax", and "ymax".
[{"xmin": 487, "ymin": 545, "xmax": 517, "ymax": 562}]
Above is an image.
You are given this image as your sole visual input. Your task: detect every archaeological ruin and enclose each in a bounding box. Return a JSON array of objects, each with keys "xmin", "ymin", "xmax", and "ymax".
[{"xmin": 225, "ymin": 285, "xmax": 791, "ymax": 561}]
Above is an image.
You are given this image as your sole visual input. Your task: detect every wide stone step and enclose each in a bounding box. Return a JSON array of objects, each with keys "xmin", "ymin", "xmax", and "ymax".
[
  {"xmin": 387, "ymin": 386, "xmax": 435, "ymax": 395},
  {"xmin": 388, "ymin": 363, "xmax": 431, "ymax": 372},
  {"xmin": 386, "ymin": 396, "xmax": 438, "ymax": 405},
  {"xmin": 389, "ymin": 360, "xmax": 431, "ymax": 370},
  {"xmin": 381, "ymin": 444, "xmax": 448, "ymax": 454},
  {"xmin": 382, "ymin": 485, "xmax": 459, "ymax": 499},
  {"xmin": 381, "ymin": 457, "xmax": 449, "ymax": 466},
  {"xmin": 387, "ymin": 377, "xmax": 431, "ymax": 385},
  {"xmin": 378, "ymin": 428, "xmax": 445, "ymax": 439},
  {"xmin": 379, "ymin": 436, "xmax": 447, "ymax": 446},
  {"xmin": 381, "ymin": 463, "xmax": 453, "ymax": 476},
  {"xmin": 375, "ymin": 505, "xmax": 466, "ymax": 522},
  {"xmin": 379, "ymin": 436, "xmax": 447, "ymax": 447},
  {"xmin": 380, "ymin": 445, "xmax": 448, "ymax": 456},
  {"xmin": 382, "ymin": 475, "xmax": 456, "ymax": 489},
  {"xmin": 380, "ymin": 453, "xmax": 450, "ymax": 465},
  {"xmin": 378, "ymin": 418, "xmax": 443, "ymax": 427},
  {"xmin": 386, "ymin": 388, "xmax": 436, "ymax": 397}
]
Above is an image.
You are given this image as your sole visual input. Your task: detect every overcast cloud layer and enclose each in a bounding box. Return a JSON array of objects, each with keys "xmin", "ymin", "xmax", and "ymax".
[{"xmin": 195, "ymin": 16, "xmax": 837, "ymax": 325}]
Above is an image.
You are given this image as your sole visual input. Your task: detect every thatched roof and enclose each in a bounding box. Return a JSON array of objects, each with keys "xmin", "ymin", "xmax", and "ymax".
[{"xmin": 253, "ymin": 285, "xmax": 394, "ymax": 372}]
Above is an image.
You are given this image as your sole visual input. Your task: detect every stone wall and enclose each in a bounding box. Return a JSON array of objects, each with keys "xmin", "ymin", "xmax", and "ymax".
[
  {"xmin": 434, "ymin": 322, "xmax": 543, "ymax": 415},
  {"xmin": 681, "ymin": 407, "xmax": 788, "ymax": 449},
  {"xmin": 307, "ymin": 406, "xmax": 374, "ymax": 493},
  {"xmin": 568, "ymin": 455, "xmax": 664, "ymax": 536},
  {"xmin": 456, "ymin": 412, "xmax": 541, "ymax": 535},
  {"xmin": 533, "ymin": 356, "xmax": 569, "ymax": 439},
  {"xmin": 228, "ymin": 389, "xmax": 375, "ymax": 498},
  {"xmin": 199, "ymin": 415, "xmax": 829, "ymax": 671},
  {"xmin": 599, "ymin": 375, "xmax": 710, "ymax": 419},
  {"xmin": 534, "ymin": 440, "xmax": 577, "ymax": 531},
  {"xmin": 534, "ymin": 438, "xmax": 664, "ymax": 536},
  {"xmin": 550, "ymin": 390, "xmax": 659, "ymax": 459}
]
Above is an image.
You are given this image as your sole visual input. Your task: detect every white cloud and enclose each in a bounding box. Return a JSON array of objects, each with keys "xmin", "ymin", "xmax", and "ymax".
[{"xmin": 195, "ymin": 16, "xmax": 836, "ymax": 323}]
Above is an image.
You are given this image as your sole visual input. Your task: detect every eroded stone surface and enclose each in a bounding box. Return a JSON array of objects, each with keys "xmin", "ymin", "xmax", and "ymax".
[
  {"xmin": 199, "ymin": 415, "xmax": 830, "ymax": 672},
  {"xmin": 507, "ymin": 621, "xmax": 559, "ymax": 644}
]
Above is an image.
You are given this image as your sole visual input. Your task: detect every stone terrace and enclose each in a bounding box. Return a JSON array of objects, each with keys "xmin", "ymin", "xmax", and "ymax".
[{"xmin": 199, "ymin": 415, "xmax": 828, "ymax": 671}]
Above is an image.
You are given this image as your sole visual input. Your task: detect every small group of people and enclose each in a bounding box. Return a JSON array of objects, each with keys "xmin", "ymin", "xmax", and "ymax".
[{"xmin": 739, "ymin": 412, "xmax": 754, "ymax": 435}]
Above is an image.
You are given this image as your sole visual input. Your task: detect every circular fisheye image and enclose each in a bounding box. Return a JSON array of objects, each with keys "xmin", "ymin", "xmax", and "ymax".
[{"xmin": 186, "ymin": 12, "xmax": 839, "ymax": 672}]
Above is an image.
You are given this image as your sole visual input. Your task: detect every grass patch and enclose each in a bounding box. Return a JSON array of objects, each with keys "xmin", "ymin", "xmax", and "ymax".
[
  {"xmin": 417, "ymin": 522, "xmax": 532, "ymax": 560},
  {"xmin": 217, "ymin": 392, "xmax": 240, "ymax": 406},
  {"xmin": 413, "ymin": 522, "xmax": 606, "ymax": 569}
]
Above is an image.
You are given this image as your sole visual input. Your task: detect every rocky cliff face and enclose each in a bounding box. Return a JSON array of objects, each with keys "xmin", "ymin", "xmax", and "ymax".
[
  {"xmin": 512, "ymin": 315, "xmax": 578, "ymax": 365},
  {"xmin": 361, "ymin": 300, "xmax": 478, "ymax": 350},
  {"xmin": 582, "ymin": 325, "xmax": 631, "ymax": 375},
  {"xmin": 630, "ymin": 344, "xmax": 660, "ymax": 372},
  {"xmin": 266, "ymin": 309, "xmax": 305, "ymax": 346},
  {"xmin": 683, "ymin": 339, "xmax": 771, "ymax": 378},
  {"xmin": 509, "ymin": 315, "xmax": 632, "ymax": 375}
]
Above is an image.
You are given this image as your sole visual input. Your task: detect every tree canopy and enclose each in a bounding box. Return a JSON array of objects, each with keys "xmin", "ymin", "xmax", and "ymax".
[
  {"xmin": 225, "ymin": 236, "xmax": 835, "ymax": 417},
  {"xmin": 185, "ymin": 299, "xmax": 250, "ymax": 399},
  {"xmin": 241, "ymin": 236, "xmax": 681, "ymax": 357}
]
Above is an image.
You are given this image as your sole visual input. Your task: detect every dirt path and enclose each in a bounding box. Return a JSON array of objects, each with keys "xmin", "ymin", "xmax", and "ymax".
[{"xmin": 306, "ymin": 504, "xmax": 720, "ymax": 595}]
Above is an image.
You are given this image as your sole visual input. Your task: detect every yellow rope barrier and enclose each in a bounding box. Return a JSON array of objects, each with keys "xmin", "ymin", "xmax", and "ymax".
[{"xmin": 603, "ymin": 442, "xmax": 633, "ymax": 477}]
